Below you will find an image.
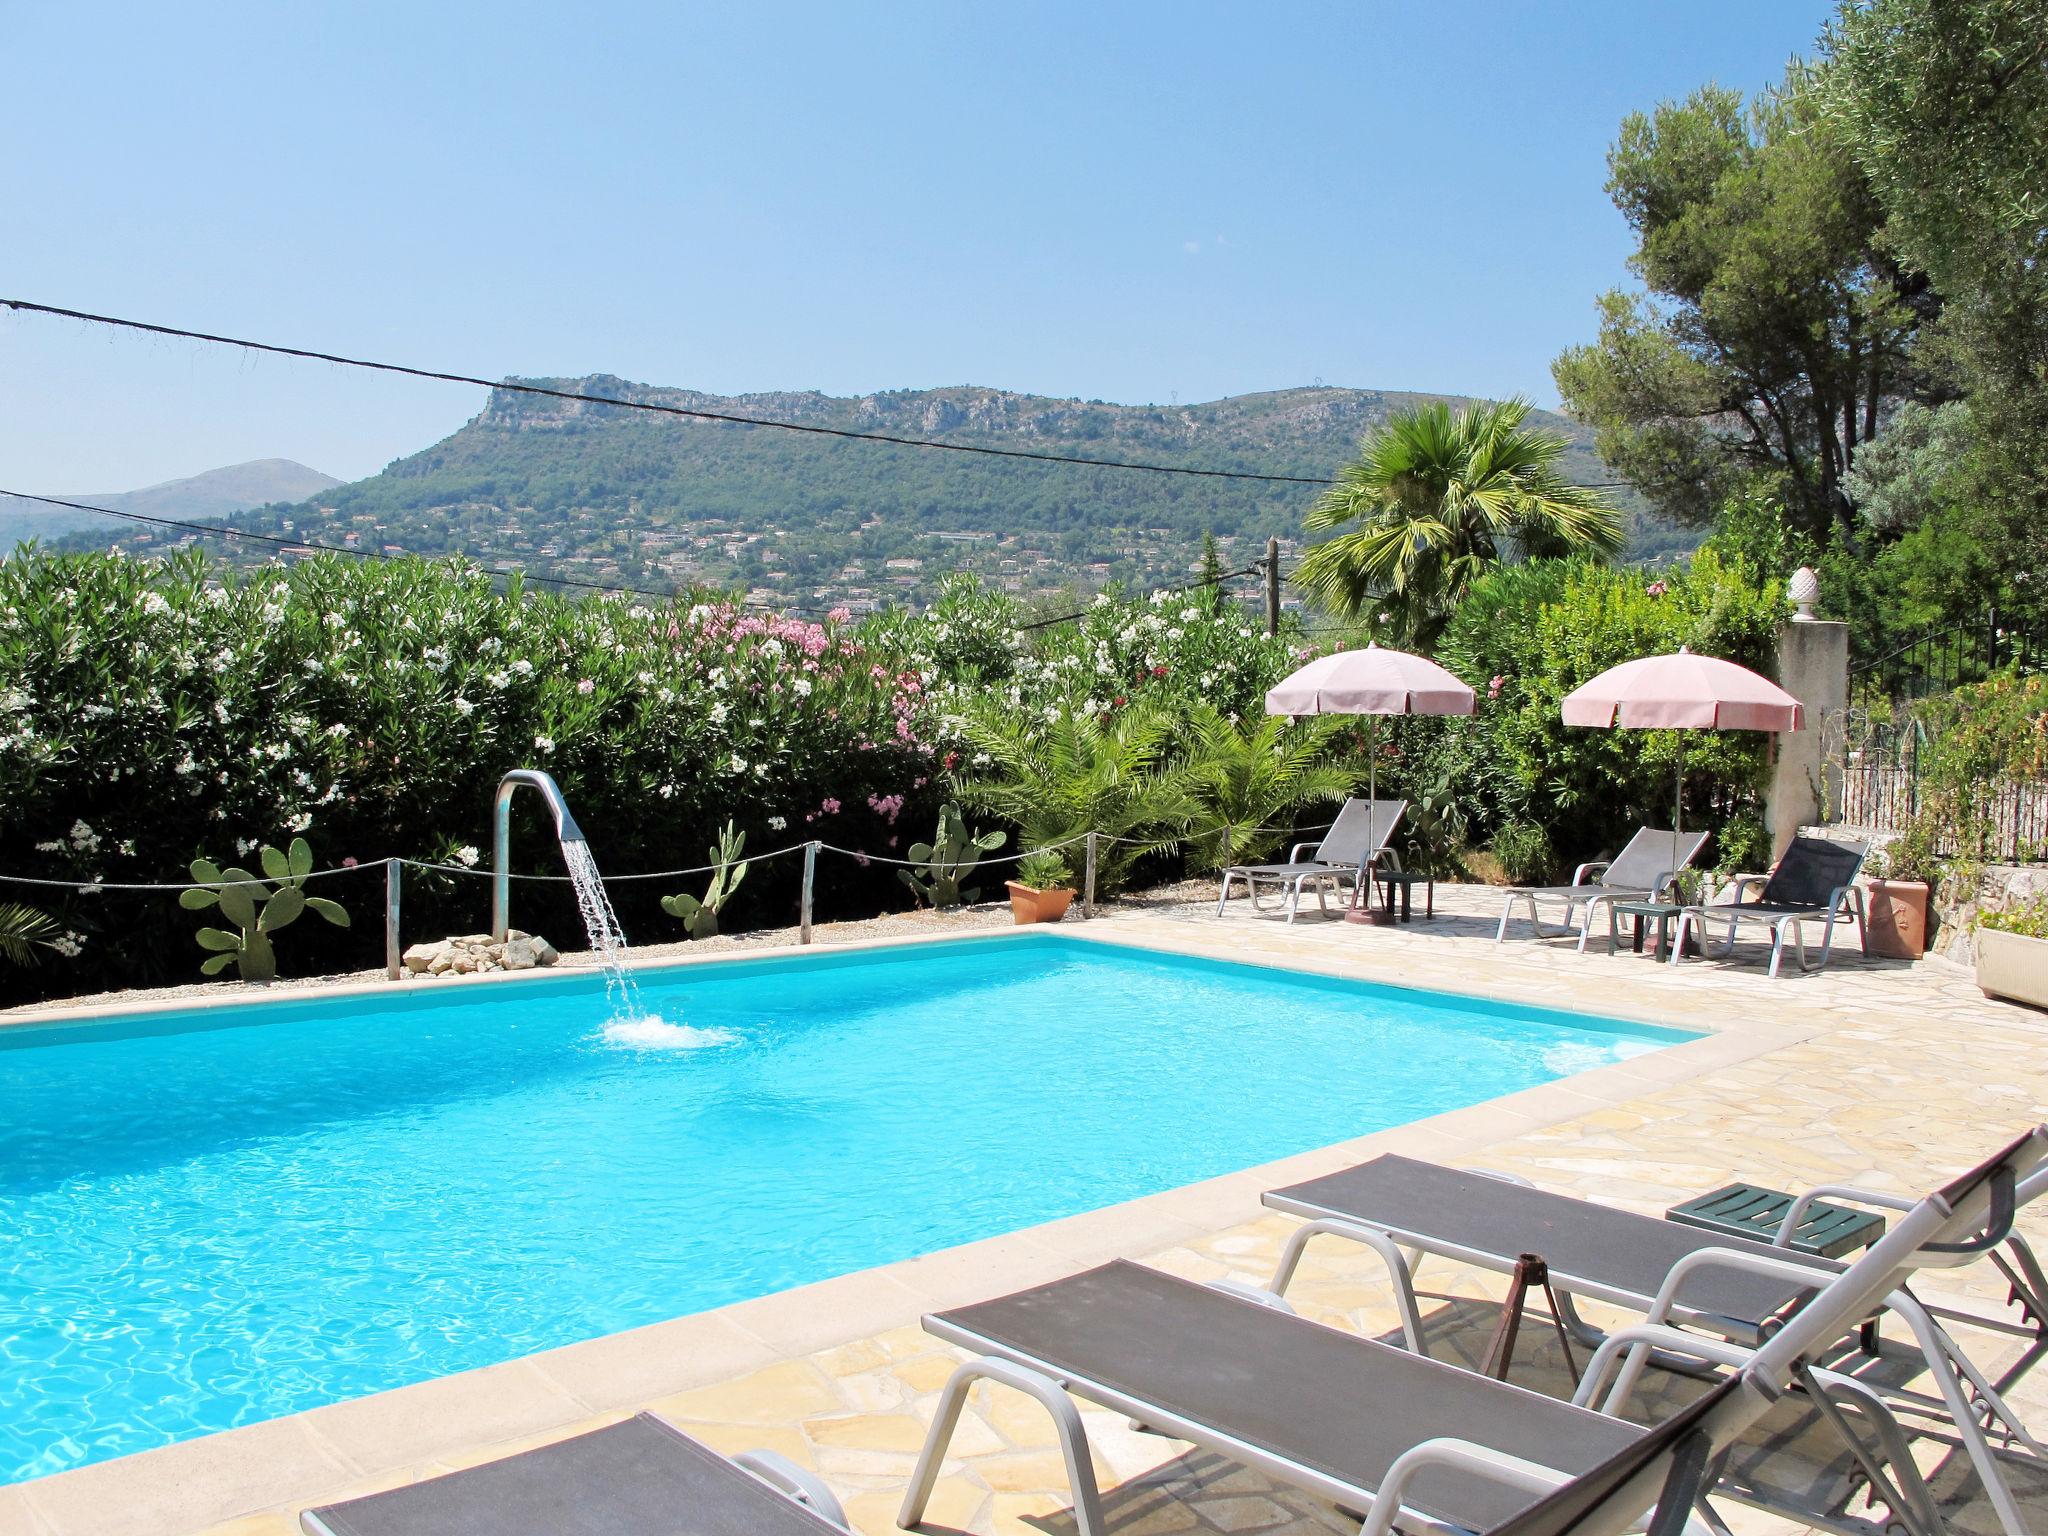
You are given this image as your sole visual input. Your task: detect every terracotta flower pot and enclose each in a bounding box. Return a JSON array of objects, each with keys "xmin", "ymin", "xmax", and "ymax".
[
  {"xmin": 1005, "ymin": 881, "xmax": 1075, "ymax": 925},
  {"xmin": 1864, "ymin": 878, "xmax": 1929, "ymax": 959}
]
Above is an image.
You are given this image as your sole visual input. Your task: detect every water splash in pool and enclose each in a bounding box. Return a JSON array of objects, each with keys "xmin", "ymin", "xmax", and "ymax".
[
  {"xmin": 601, "ymin": 1017, "xmax": 737, "ymax": 1051},
  {"xmin": 561, "ymin": 838, "xmax": 642, "ymax": 1017}
]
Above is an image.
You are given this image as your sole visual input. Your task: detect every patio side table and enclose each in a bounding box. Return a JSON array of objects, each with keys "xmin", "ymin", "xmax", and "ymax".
[
  {"xmin": 1608, "ymin": 899, "xmax": 1683, "ymax": 959},
  {"xmin": 1372, "ymin": 869, "xmax": 1434, "ymax": 922}
]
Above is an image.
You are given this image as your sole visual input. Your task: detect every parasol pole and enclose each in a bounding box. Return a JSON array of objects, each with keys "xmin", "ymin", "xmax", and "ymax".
[{"xmin": 1672, "ymin": 727, "xmax": 1684, "ymax": 902}]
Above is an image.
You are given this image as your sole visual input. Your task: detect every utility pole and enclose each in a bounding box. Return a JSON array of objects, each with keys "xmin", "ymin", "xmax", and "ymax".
[{"xmin": 1264, "ymin": 536, "xmax": 1281, "ymax": 637}]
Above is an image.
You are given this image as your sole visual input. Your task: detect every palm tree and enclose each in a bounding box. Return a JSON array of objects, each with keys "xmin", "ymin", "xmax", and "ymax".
[
  {"xmin": 1292, "ymin": 398, "xmax": 1622, "ymax": 647},
  {"xmin": 954, "ymin": 701, "xmax": 1198, "ymax": 895},
  {"xmin": 1180, "ymin": 706, "xmax": 1363, "ymax": 872},
  {"xmin": 0, "ymin": 903, "xmax": 59, "ymax": 968}
]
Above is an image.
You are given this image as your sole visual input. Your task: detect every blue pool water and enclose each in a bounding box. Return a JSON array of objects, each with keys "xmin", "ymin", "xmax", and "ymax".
[{"xmin": 0, "ymin": 933, "xmax": 1688, "ymax": 1483}]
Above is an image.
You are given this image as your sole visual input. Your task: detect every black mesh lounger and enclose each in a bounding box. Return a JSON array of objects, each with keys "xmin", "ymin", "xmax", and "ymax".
[
  {"xmin": 910, "ymin": 1259, "xmax": 1647, "ymax": 1536},
  {"xmin": 1266, "ymin": 1155, "xmax": 1840, "ymax": 1345},
  {"xmin": 902, "ymin": 1131, "xmax": 2048, "ymax": 1536},
  {"xmin": 1673, "ymin": 835, "xmax": 1871, "ymax": 977},
  {"xmin": 300, "ymin": 1413, "xmax": 848, "ymax": 1536}
]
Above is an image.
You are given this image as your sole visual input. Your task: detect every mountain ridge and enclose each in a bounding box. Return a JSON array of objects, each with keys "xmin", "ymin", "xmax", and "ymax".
[
  {"xmin": 2, "ymin": 459, "xmax": 340, "ymax": 550},
  {"xmin": 66, "ymin": 383, "xmax": 1693, "ymax": 602}
]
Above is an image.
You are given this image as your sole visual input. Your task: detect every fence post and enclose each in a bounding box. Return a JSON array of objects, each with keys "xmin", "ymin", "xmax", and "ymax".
[
  {"xmin": 800, "ymin": 841, "xmax": 818, "ymax": 944},
  {"xmin": 1083, "ymin": 832, "xmax": 1098, "ymax": 919},
  {"xmin": 384, "ymin": 859, "xmax": 402, "ymax": 980},
  {"xmin": 1264, "ymin": 536, "xmax": 1281, "ymax": 636}
]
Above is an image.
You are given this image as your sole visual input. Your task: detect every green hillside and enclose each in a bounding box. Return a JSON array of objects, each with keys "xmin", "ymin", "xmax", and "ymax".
[{"xmin": 79, "ymin": 380, "xmax": 1683, "ymax": 607}]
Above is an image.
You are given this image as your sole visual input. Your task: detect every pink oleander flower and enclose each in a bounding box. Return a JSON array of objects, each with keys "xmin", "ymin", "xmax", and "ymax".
[
  {"xmin": 575, "ymin": 678, "xmax": 594, "ymax": 694},
  {"xmin": 1647, "ymin": 580, "xmax": 1668, "ymax": 597},
  {"xmin": 821, "ymin": 797, "xmax": 841, "ymax": 814},
  {"xmin": 1488, "ymin": 675, "xmax": 1505, "ymax": 698},
  {"xmin": 828, "ymin": 606, "xmax": 852, "ymax": 623}
]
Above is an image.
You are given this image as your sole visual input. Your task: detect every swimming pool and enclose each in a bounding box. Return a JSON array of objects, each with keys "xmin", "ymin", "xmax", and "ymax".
[{"xmin": 0, "ymin": 931, "xmax": 1689, "ymax": 1483}]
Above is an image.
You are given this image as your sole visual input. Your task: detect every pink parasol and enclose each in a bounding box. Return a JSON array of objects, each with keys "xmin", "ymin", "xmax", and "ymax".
[
  {"xmin": 1561, "ymin": 647, "xmax": 1802, "ymax": 890},
  {"xmin": 1267, "ymin": 646, "xmax": 1476, "ymax": 920},
  {"xmin": 1560, "ymin": 648, "xmax": 1802, "ymax": 733},
  {"xmin": 1266, "ymin": 643, "xmax": 1477, "ymax": 720}
]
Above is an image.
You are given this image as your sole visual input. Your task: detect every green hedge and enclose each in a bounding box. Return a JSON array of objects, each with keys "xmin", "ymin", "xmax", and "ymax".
[{"xmin": 0, "ymin": 553, "xmax": 1296, "ymax": 1000}]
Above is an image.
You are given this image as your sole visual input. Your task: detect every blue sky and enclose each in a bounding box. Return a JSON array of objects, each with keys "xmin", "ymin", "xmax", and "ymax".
[{"xmin": 1, "ymin": 0, "xmax": 1835, "ymax": 492}]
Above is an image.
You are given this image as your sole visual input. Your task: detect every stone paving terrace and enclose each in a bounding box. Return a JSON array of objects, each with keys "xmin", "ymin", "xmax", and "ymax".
[{"xmin": 4, "ymin": 881, "xmax": 2045, "ymax": 1536}]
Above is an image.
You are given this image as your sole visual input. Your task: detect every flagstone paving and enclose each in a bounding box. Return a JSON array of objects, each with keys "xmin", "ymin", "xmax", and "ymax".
[{"xmin": 11, "ymin": 882, "xmax": 2047, "ymax": 1536}]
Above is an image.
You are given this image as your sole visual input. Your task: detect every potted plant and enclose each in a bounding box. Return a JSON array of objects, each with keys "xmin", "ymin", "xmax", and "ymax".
[
  {"xmin": 1977, "ymin": 896, "xmax": 2048, "ymax": 1009},
  {"xmin": 1863, "ymin": 816, "xmax": 1944, "ymax": 960},
  {"xmin": 1006, "ymin": 850, "xmax": 1076, "ymax": 925}
]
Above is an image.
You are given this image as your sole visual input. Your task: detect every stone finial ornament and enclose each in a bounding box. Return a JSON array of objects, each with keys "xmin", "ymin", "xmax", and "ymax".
[{"xmin": 1788, "ymin": 565, "xmax": 1820, "ymax": 622}]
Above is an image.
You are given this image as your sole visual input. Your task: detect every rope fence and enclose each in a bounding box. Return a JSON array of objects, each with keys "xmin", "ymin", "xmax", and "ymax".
[{"xmin": 0, "ymin": 814, "xmax": 1346, "ymax": 981}]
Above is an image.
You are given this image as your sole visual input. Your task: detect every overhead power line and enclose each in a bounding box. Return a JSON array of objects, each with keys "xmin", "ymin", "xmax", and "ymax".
[{"xmin": 1, "ymin": 298, "xmax": 1342, "ymax": 487}]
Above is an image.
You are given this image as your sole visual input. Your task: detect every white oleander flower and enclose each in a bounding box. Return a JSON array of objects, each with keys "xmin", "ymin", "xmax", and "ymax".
[
  {"xmin": 454, "ymin": 845, "xmax": 480, "ymax": 867},
  {"xmin": 454, "ymin": 696, "xmax": 475, "ymax": 716},
  {"xmin": 533, "ymin": 734, "xmax": 555, "ymax": 754}
]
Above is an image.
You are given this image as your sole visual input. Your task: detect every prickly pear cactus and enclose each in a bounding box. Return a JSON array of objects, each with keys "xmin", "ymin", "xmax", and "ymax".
[
  {"xmin": 661, "ymin": 821, "xmax": 749, "ymax": 939},
  {"xmin": 180, "ymin": 837, "xmax": 351, "ymax": 981},
  {"xmin": 898, "ymin": 802, "xmax": 1006, "ymax": 909}
]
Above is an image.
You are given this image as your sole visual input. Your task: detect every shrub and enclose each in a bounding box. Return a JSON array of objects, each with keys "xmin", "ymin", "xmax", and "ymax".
[
  {"xmin": 1490, "ymin": 821, "xmax": 1555, "ymax": 885},
  {"xmin": 1982, "ymin": 896, "xmax": 2048, "ymax": 939},
  {"xmin": 1412, "ymin": 548, "xmax": 1785, "ymax": 862},
  {"xmin": 953, "ymin": 700, "xmax": 1198, "ymax": 896}
]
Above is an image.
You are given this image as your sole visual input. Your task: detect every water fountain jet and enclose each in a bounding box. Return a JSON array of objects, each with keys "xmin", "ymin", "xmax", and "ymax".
[{"xmin": 492, "ymin": 769, "xmax": 641, "ymax": 1012}]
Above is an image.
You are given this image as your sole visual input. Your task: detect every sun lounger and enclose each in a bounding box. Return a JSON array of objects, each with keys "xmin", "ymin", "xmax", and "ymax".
[
  {"xmin": 1215, "ymin": 796, "xmax": 1407, "ymax": 922},
  {"xmin": 1494, "ymin": 825, "xmax": 1710, "ymax": 951},
  {"xmin": 300, "ymin": 1412, "xmax": 848, "ymax": 1536},
  {"xmin": 1671, "ymin": 834, "xmax": 1870, "ymax": 977},
  {"xmin": 903, "ymin": 1128, "xmax": 2048, "ymax": 1536},
  {"xmin": 1263, "ymin": 1150, "xmax": 2048, "ymax": 1535}
]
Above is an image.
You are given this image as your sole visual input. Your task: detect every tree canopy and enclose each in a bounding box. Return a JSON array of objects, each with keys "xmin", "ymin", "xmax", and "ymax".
[
  {"xmin": 1553, "ymin": 66, "xmax": 1934, "ymax": 538},
  {"xmin": 1821, "ymin": 0, "xmax": 2048, "ymax": 612},
  {"xmin": 1291, "ymin": 398, "xmax": 1621, "ymax": 647}
]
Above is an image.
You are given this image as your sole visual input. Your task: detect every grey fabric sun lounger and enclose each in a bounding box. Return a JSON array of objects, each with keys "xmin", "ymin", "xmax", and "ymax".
[
  {"xmin": 300, "ymin": 1412, "xmax": 848, "ymax": 1536},
  {"xmin": 906, "ymin": 1132, "xmax": 2048, "ymax": 1536},
  {"xmin": 1267, "ymin": 1155, "xmax": 1841, "ymax": 1344},
  {"xmin": 1216, "ymin": 796, "xmax": 1408, "ymax": 922},
  {"xmin": 907, "ymin": 1259, "xmax": 1655, "ymax": 1536},
  {"xmin": 1672, "ymin": 834, "xmax": 1870, "ymax": 977},
  {"xmin": 1264, "ymin": 1151, "xmax": 2048, "ymax": 1535},
  {"xmin": 1494, "ymin": 825, "xmax": 1710, "ymax": 951}
]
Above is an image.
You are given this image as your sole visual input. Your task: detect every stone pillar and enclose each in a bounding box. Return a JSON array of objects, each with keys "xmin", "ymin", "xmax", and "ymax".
[{"xmin": 1766, "ymin": 567, "xmax": 1849, "ymax": 860}]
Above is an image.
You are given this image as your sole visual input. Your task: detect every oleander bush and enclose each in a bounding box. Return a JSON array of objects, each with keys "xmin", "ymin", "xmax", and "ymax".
[{"xmin": 0, "ymin": 552, "xmax": 1307, "ymax": 999}]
